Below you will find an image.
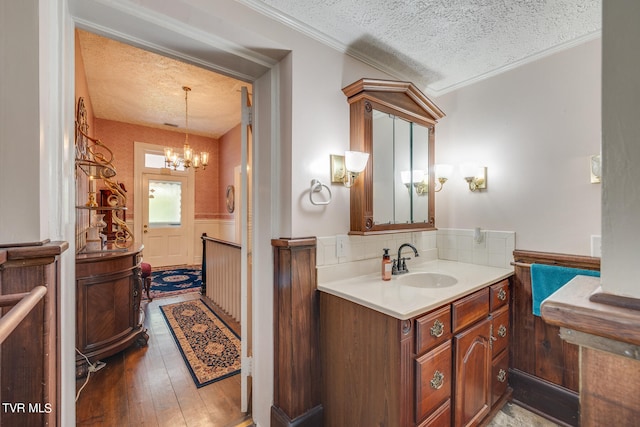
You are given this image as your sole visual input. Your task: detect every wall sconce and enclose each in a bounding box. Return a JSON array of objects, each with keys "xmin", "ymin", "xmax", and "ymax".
[
  {"xmin": 401, "ymin": 170, "xmax": 428, "ymax": 195},
  {"xmin": 460, "ymin": 163, "xmax": 487, "ymax": 192},
  {"xmin": 330, "ymin": 151, "xmax": 369, "ymax": 187},
  {"xmin": 434, "ymin": 164, "xmax": 452, "ymax": 192}
]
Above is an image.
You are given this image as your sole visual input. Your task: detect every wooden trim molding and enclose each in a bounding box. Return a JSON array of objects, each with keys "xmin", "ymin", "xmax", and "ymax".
[
  {"xmin": 510, "ymin": 250, "xmax": 600, "ymax": 427},
  {"xmin": 0, "ymin": 240, "xmax": 68, "ymax": 427},
  {"xmin": 271, "ymin": 237, "xmax": 322, "ymax": 427}
]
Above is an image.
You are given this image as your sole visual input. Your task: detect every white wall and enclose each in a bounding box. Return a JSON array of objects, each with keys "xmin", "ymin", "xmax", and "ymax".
[
  {"xmin": 434, "ymin": 38, "xmax": 602, "ymax": 256},
  {"xmin": 601, "ymin": 1, "xmax": 640, "ymax": 298},
  {"xmin": 0, "ymin": 0, "xmax": 42, "ymax": 243}
]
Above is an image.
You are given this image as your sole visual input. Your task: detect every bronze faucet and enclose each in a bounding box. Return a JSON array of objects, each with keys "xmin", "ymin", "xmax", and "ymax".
[{"xmin": 393, "ymin": 243, "xmax": 420, "ymax": 275}]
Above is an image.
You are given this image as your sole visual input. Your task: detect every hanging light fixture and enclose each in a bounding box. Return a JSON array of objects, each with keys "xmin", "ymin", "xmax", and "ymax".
[{"xmin": 164, "ymin": 86, "xmax": 209, "ymax": 171}]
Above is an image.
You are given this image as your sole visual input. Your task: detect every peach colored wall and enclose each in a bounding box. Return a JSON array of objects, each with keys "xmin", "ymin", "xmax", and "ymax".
[
  {"xmin": 218, "ymin": 124, "xmax": 241, "ymax": 218},
  {"xmin": 93, "ymin": 118, "xmax": 220, "ymax": 220}
]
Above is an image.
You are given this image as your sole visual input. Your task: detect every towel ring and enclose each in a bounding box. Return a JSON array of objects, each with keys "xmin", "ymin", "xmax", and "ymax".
[{"xmin": 309, "ymin": 179, "xmax": 332, "ymax": 206}]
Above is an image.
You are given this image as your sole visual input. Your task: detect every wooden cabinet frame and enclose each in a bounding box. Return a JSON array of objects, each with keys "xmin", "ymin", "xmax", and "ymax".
[{"xmin": 342, "ymin": 79, "xmax": 445, "ymax": 235}]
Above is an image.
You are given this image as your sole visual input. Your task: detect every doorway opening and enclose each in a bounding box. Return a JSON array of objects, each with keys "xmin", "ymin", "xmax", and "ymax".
[{"xmin": 74, "ymin": 28, "xmax": 254, "ymax": 425}]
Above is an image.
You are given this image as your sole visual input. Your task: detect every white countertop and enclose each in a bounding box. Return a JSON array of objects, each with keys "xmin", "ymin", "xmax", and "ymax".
[{"xmin": 317, "ymin": 259, "xmax": 514, "ymax": 320}]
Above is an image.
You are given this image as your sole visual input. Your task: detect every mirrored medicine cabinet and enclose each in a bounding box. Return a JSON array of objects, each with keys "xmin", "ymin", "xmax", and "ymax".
[{"xmin": 342, "ymin": 78, "xmax": 445, "ymax": 235}]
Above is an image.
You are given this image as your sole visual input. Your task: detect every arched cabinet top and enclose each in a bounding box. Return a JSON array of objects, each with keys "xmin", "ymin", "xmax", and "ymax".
[
  {"xmin": 343, "ymin": 78, "xmax": 445, "ymax": 235},
  {"xmin": 342, "ymin": 78, "xmax": 445, "ymax": 125}
]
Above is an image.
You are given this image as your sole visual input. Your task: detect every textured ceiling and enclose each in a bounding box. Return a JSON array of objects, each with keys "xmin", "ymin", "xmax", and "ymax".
[
  {"xmin": 241, "ymin": 0, "xmax": 602, "ymax": 94},
  {"xmin": 77, "ymin": 30, "xmax": 247, "ymax": 138},
  {"xmin": 77, "ymin": 2, "xmax": 601, "ymax": 136}
]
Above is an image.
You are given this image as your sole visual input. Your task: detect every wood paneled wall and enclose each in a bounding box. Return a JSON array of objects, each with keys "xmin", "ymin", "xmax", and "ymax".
[
  {"xmin": 271, "ymin": 238, "xmax": 322, "ymax": 427},
  {"xmin": 0, "ymin": 241, "xmax": 67, "ymax": 427},
  {"xmin": 511, "ymin": 250, "xmax": 600, "ymax": 427}
]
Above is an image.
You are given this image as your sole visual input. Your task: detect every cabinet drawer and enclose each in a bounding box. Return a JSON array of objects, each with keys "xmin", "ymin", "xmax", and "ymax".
[
  {"xmin": 489, "ymin": 279, "xmax": 510, "ymax": 311},
  {"xmin": 490, "ymin": 304, "xmax": 509, "ymax": 357},
  {"xmin": 492, "ymin": 349, "xmax": 509, "ymax": 406},
  {"xmin": 416, "ymin": 306, "xmax": 451, "ymax": 354},
  {"xmin": 418, "ymin": 399, "xmax": 451, "ymax": 427},
  {"xmin": 452, "ymin": 288, "xmax": 489, "ymax": 333},
  {"xmin": 416, "ymin": 340, "xmax": 452, "ymax": 423}
]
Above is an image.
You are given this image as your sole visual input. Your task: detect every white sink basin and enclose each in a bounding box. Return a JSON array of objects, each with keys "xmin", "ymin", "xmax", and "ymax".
[{"xmin": 395, "ymin": 272, "xmax": 458, "ymax": 288}]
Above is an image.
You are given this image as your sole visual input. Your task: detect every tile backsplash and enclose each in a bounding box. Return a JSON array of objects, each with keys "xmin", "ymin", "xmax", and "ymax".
[
  {"xmin": 436, "ymin": 228, "xmax": 515, "ymax": 269},
  {"xmin": 316, "ymin": 228, "xmax": 515, "ymax": 282},
  {"xmin": 317, "ymin": 231, "xmax": 438, "ymax": 267}
]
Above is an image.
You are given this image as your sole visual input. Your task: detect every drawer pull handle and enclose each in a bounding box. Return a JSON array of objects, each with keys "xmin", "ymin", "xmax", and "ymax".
[
  {"xmin": 497, "ymin": 369, "xmax": 507, "ymax": 383},
  {"xmin": 430, "ymin": 319, "xmax": 444, "ymax": 338},
  {"xmin": 497, "ymin": 289, "xmax": 507, "ymax": 301},
  {"xmin": 498, "ymin": 325, "xmax": 507, "ymax": 338},
  {"xmin": 430, "ymin": 370, "xmax": 445, "ymax": 390}
]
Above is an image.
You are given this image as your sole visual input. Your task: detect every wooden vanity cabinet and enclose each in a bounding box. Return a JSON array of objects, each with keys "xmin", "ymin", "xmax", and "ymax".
[{"xmin": 321, "ymin": 277, "xmax": 511, "ymax": 427}]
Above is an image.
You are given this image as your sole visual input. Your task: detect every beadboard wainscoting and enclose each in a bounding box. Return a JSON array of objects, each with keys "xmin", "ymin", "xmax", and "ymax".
[
  {"xmin": 194, "ymin": 219, "xmax": 236, "ymax": 264},
  {"xmin": 130, "ymin": 220, "xmax": 236, "ymax": 266}
]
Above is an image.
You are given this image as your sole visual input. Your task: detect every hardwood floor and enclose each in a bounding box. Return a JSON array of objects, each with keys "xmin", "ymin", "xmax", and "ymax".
[{"xmin": 76, "ymin": 292, "xmax": 250, "ymax": 427}]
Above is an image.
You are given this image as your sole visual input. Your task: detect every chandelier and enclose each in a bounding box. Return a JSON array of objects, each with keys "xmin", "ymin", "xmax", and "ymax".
[{"xmin": 164, "ymin": 86, "xmax": 209, "ymax": 170}]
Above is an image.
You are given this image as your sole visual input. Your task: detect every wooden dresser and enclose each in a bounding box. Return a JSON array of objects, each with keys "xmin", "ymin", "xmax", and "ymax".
[{"xmin": 75, "ymin": 243, "xmax": 148, "ymax": 377}]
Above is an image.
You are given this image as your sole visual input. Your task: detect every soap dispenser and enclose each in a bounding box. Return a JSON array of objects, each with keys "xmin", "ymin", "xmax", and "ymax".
[{"xmin": 382, "ymin": 248, "xmax": 392, "ymax": 281}]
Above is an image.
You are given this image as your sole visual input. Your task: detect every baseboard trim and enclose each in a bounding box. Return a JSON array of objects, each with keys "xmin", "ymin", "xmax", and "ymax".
[{"xmin": 510, "ymin": 369, "xmax": 579, "ymax": 427}]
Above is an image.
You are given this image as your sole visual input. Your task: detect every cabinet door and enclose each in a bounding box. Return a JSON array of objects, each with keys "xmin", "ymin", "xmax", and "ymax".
[
  {"xmin": 78, "ymin": 271, "xmax": 136, "ymax": 352},
  {"xmin": 454, "ymin": 317, "xmax": 492, "ymax": 427}
]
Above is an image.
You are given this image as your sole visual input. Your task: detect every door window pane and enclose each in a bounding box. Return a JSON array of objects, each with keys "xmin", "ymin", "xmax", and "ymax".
[{"xmin": 149, "ymin": 180, "xmax": 182, "ymax": 227}]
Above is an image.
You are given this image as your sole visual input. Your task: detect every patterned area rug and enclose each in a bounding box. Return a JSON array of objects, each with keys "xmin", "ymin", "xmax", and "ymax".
[
  {"xmin": 160, "ymin": 299, "xmax": 241, "ymax": 388},
  {"xmin": 147, "ymin": 267, "xmax": 202, "ymax": 300}
]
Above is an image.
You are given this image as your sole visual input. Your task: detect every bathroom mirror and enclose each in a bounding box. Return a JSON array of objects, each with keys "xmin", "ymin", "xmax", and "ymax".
[{"xmin": 343, "ymin": 79, "xmax": 445, "ymax": 234}]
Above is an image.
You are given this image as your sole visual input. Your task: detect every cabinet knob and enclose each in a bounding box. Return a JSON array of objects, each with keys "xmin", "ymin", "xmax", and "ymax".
[
  {"xmin": 498, "ymin": 288, "xmax": 507, "ymax": 301},
  {"xmin": 497, "ymin": 324, "xmax": 507, "ymax": 338},
  {"xmin": 497, "ymin": 369, "xmax": 507, "ymax": 383},
  {"xmin": 430, "ymin": 370, "xmax": 445, "ymax": 390},
  {"xmin": 430, "ymin": 319, "xmax": 445, "ymax": 338}
]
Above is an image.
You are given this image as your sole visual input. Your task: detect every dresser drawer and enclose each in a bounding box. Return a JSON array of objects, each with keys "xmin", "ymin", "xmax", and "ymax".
[
  {"xmin": 491, "ymin": 349, "xmax": 509, "ymax": 406},
  {"xmin": 452, "ymin": 288, "xmax": 489, "ymax": 333},
  {"xmin": 416, "ymin": 340, "xmax": 452, "ymax": 423},
  {"xmin": 489, "ymin": 279, "xmax": 510, "ymax": 311},
  {"xmin": 490, "ymin": 304, "xmax": 509, "ymax": 357},
  {"xmin": 416, "ymin": 305, "xmax": 451, "ymax": 354}
]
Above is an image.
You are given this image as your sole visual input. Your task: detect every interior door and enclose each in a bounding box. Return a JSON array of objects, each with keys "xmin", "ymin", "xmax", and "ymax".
[{"xmin": 142, "ymin": 173, "xmax": 190, "ymax": 267}]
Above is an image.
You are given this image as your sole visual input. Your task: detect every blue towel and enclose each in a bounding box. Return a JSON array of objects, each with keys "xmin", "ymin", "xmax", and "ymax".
[{"xmin": 530, "ymin": 263, "xmax": 600, "ymax": 316}]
